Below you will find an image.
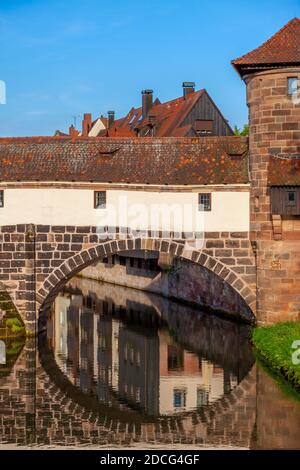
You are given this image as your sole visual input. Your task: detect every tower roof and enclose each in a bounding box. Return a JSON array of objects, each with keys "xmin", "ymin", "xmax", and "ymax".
[{"xmin": 232, "ymin": 18, "xmax": 300, "ymax": 77}]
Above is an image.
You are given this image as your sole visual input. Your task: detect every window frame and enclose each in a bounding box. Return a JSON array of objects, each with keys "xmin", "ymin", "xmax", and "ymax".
[
  {"xmin": 287, "ymin": 77, "xmax": 298, "ymax": 97},
  {"xmin": 198, "ymin": 193, "xmax": 212, "ymax": 212},
  {"xmin": 197, "ymin": 387, "xmax": 209, "ymax": 408},
  {"xmin": 0, "ymin": 190, "xmax": 4, "ymax": 208},
  {"xmin": 94, "ymin": 190, "xmax": 106, "ymax": 209},
  {"xmin": 287, "ymin": 190, "xmax": 296, "ymax": 206},
  {"xmin": 173, "ymin": 388, "xmax": 187, "ymax": 409}
]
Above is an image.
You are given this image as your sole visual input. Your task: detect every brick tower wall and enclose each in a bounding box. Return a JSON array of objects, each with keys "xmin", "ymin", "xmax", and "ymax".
[{"xmin": 247, "ymin": 67, "xmax": 300, "ymax": 323}]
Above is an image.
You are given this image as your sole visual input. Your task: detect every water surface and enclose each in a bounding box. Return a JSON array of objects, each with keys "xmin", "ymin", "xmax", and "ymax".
[{"xmin": 0, "ymin": 277, "xmax": 300, "ymax": 449}]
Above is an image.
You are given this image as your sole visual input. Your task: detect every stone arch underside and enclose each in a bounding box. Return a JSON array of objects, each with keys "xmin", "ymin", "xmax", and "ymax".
[{"xmin": 37, "ymin": 238, "xmax": 256, "ymax": 327}]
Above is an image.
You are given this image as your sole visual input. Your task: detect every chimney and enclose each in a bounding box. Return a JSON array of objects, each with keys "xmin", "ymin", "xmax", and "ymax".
[
  {"xmin": 69, "ymin": 125, "xmax": 79, "ymax": 139},
  {"xmin": 142, "ymin": 89, "xmax": 153, "ymax": 119},
  {"xmin": 107, "ymin": 110, "xmax": 115, "ymax": 128},
  {"xmin": 182, "ymin": 82, "xmax": 195, "ymax": 99},
  {"xmin": 82, "ymin": 113, "xmax": 92, "ymax": 137}
]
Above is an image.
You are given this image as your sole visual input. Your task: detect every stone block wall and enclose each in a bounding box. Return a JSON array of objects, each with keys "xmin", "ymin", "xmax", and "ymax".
[
  {"xmin": 247, "ymin": 67, "xmax": 300, "ymax": 323},
  {"xmin": 0, "ymin": 225, "xmax": 256, "ymax": 332}
]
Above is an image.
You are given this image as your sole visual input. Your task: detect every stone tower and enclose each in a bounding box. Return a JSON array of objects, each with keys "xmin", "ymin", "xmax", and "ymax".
[{"xmin": 232, "ymin": 18, "xmax": 300, "ymax": 324}]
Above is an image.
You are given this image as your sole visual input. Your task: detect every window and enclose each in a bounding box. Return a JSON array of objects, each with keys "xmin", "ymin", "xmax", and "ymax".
[
  {"xmin": 198, "ymin": 193, "xmax": 211, "ymax": 211},
  {"xmin": 197, "ymin": 388, "xmax": 209, "ymax": 408},
  {"xmin": 119, "ymin": 256, "xmax": 126, "ymax": 266},
  {"xmin": 173, "ymin": 389, "xmax": 186, "ymax": 409},
  {"xmin": 194, "ymin": 119, "xmax": 213, "ymax": 135},
  {"xmin": 129, "ymin": 112, "xmax": 138, "ymax": 125},
  {"xmin": 94, "ymin": 191, "xmax": 106, "ymax": 209},
  {"xmin": 288, "ymin": 77, "xmax": 298, "ymax": 97},
  {"xmin": 168, "ymin": 345, "xmax": 183, "ymax": 371},
  {"xmin": 0, "ymin": 190, "xmax": 3, "ymax": 208},
  {"xmin": 288, "ymin": 191, "xmax": 296, "ymax": 206}
]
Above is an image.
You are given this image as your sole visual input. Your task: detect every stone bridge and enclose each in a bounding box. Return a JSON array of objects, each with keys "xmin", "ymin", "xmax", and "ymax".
[{"xmin": 0, "ymin": 224, "xmax": 257, "ymax": 334}]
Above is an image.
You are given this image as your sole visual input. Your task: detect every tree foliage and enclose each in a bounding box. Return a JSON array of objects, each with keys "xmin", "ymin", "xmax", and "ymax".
[{"xmin": 233, "ymin": 124, "xmax": 249, "ymax": 136}]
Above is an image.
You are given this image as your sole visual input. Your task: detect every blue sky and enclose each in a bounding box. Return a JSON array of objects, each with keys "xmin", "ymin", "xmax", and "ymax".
[{"xmin": 0, "ymin": 0, "xmax": 299, "ymax": 136}]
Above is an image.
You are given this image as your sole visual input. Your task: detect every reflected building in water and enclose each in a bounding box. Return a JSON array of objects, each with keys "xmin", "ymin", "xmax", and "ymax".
[
  {"xmin": 48, "ymin": 289, "xmax": 238, "ymax": 416},
  {"xmin": 2, "ymin": 278, "xmax": 299, "ymax": 449}
]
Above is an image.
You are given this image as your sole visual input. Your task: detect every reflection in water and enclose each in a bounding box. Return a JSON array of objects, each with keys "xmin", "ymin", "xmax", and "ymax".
[
  {"xmin": 48, "ymin": 280, "xmax": 248, "ymax": 417},
  {"xmin": 0, "ymin": 277, "xmax": 299, "ymax": 449},
  {"xmin": 0, "ymin": 340, "xmax": 5, "ymax": 365}
]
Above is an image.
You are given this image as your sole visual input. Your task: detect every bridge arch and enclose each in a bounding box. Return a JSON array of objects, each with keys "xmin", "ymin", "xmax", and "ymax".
[{"xmin": 37, "ymin": 237, "xmax": 256, "ymax": 329}]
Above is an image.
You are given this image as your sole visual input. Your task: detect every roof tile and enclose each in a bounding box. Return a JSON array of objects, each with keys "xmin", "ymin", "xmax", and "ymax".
[
  {"xmin": 232, "ymin": 18, "xmax": 300, "ymax": 77},
  {"xmin": 0, "ymin": 136, "xmax": 249, "ymax": 185},
  {"xmin": 268, "ymin": 155, "xmax": 300, "ymax": 186}
]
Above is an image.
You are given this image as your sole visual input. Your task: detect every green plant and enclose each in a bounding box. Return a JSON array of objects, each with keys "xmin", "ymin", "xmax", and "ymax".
[
  {"xmin": 5, "ymin": 317, "xmax": 25, "ymax": 334},
  {"xmin": 6, "ymin": 340, "xmax": 24, "ymax": 356},
  {"xmin": 234, "ymin": 124, "xmax": 249, "ymax": 136},
  {"xmin": 253, "ymin": 321, "xmax": 300, "ymax": 392}
]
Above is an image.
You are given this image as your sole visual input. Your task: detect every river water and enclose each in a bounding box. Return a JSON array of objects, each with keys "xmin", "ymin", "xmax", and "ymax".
[{"xmin": 0, "ymin": 276, "xmax": 300, "ymax": 449}]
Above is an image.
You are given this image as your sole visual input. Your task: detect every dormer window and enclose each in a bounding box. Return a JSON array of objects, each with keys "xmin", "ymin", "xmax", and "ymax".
[
  {"xmin": 194, "ymin": 119, "xmax": 213, "ymax": 136},
  {"xmin": 288, "ymin": 77, "xmax": 298, "ymax": 97}
]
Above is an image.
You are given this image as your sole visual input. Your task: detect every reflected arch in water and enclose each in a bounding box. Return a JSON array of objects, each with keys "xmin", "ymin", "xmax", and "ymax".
[
  {"xmin": 38, "ymin": 335, "xmax": 257, "ymax": 447},
  {"xmin": 37, "ymin": 277, "xmax": 257, "ymax": 446},
  {"xmin": 37, "ymin": 238, "xmax": 256, "ymax": 331},
  {"xmin": 1, "ymin": 340, "xmax": 300, "ymax": 449}
]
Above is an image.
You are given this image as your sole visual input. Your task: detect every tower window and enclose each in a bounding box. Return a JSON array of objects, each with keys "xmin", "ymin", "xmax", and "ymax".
[
  {"xmin": 0, "ymin": 190, "xmax": 3, "ymax": 208},
  {"xmin": 94, "ymin": 191, "xmax": 106, "ymax": 209},
  {"xmin": 198, "ymin": 193, "xmax": 212, "ymax": 211},
  {"xmin": 288, "ymin": 77, "xmax": 298, "ymax": 97}
]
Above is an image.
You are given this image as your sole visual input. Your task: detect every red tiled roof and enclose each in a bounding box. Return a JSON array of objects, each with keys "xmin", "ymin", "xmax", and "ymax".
[
  {"xmin": 94, "ymin": 89, "xmax": 232, "ymax": 138},
  {"xmin": 54, "ymin": 130, "xmax": 68, "ymax": 137},
  {"xmin": 0, "ymin": 136, "xmax": 249, "ymax": 185},
  {"xmin": 268, "ymin": 155, "xmax": 300, "ymax": 186},
  {"xmin": 232, "ymin": 18, "xmax": 300, "ymax": 77},
  {"xmin": 171, "ymin": 124, "xmax": 195, "ymax": 137}
]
